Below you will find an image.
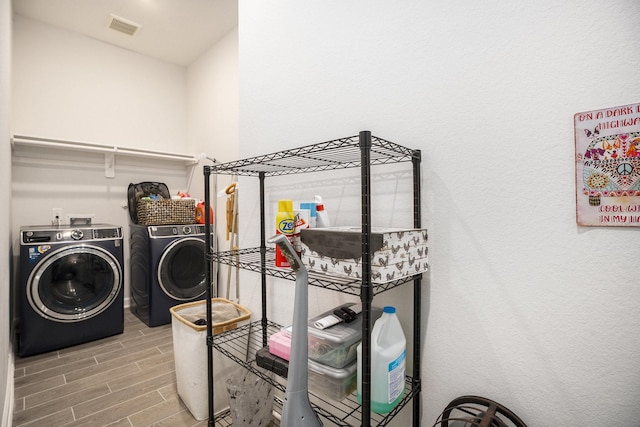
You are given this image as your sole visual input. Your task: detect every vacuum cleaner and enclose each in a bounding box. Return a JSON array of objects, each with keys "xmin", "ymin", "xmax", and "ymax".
[{"xmin": 268, "ymin": 234, "xmax": 322, "ymax": 427}]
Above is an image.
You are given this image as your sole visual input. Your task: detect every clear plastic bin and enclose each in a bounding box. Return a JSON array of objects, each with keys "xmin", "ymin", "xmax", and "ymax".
[
  {"xmin": 308, "ymin": 359, "xmax": 357, "ymax": 401},
  {"xmin": 268, "ymin": 304, "xmax": 383, "ymax": 369},
  {"xmin": 308, "ymin": 304, "xmax": 382, "ymax": 368}
]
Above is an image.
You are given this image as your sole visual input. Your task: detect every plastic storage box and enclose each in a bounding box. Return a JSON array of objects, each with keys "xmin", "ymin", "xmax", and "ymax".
[
  {"xmin": 309, "ymin": 304, "xmax": 383, "ymax": 368},
  {"xmin": 170, "ymin": 298, "xmax": 251, "ymax": 420},
  {"xmin": 308, "ymin": 359, "xmax": 357, "ymax": 401},
  {"xmin": 256, "ymin": 346, "xmax": 357, "ymax": 401},
  {"xmin": 268, "ymin": 303, "xmax": 383, "ymax": 369}
]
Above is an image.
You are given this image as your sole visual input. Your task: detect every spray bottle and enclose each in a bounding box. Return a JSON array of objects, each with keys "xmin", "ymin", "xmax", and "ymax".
[{"xmin": 314, "ymin": 195, "xmax": 330, "ymax": 228}]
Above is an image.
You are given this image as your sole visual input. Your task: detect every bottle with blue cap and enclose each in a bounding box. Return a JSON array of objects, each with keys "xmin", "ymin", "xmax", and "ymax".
[{"xmin": 356, "ymin": 305, "xmax": 406, "ymax": 414}]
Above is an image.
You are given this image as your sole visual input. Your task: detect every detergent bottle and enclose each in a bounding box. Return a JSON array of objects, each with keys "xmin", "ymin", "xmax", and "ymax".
[
  {"xmin": 275, "ymin": 199, "xmax": 295, "ymax": 267},
  {"xmin": 357, "ymin": 306, "xmax": 406, "ymax": 414},
  {"xmin": 195, "ymin": 201, "xmax": 214, "ymax": 224},
  {"xmin": 299, "ymin": 202, "xmax": 317, "ymax": 228}
]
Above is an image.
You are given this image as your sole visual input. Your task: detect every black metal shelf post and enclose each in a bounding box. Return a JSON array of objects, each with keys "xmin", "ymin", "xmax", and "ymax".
[
  {"xmin": 412, "ymin": 149, "xmax": 423, "ymax": 423},
  {"xmin": 203, "ymin": 131, "xmax": 423, "ymax": 426},
  {"xmin": 203, "ymin": 164, "xmax": 215, "ymax": 426},
  {"xmin": 259, "ymin": 172, "xmax": 268, "ymax": 347},
  {"xmin": 359, "ymin": 130, "xmax": 373, "ymax": 427}
]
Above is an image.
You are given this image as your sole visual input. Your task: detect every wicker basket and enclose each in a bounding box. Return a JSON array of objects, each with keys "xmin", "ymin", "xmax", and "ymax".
[
  {"xmin": 170, "ymin": 298, "xmax": 252, "ymax": 335},
  {"xmin": 136, "ymin": 199, "xmax": 196, "ymax": 226}
]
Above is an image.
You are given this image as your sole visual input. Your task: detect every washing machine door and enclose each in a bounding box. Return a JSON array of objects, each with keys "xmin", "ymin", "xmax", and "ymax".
[
  {"xmin": 27, "ymin": 244, "xmax": 122, "ymax": 322},
  {"xmin": 157, "ymin": 237, "xmax": 208, "ymax": 300}
]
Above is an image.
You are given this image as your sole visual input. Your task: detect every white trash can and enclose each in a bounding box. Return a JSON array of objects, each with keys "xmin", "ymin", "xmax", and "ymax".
[{"xmin": 170, "ymin": 298, "xmax": 251, "ymax": 421}]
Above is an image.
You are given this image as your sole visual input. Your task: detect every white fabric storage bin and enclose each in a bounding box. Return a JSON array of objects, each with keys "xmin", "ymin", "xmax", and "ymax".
[
  {"xmin": 301, "ymin": 226, "xmax": 429, "ymax": 283},
  {"xmin": 170, "ymin": 298, "xmax": 251, "ymax": 421}
]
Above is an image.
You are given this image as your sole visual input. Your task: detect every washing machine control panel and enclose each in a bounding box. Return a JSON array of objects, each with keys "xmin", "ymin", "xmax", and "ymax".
[
  {"xmin": 22, "ymin": 231, "xmax": 52, "ymax": 243},
  {"xmin": 148, "ymin": 224, "xmax": 207, "ymax": 238},
  {"xmin": 21, "ymin": 225, "xmax": 123, "ymax": 244},
  {"xmin": 70, "ymin": 229, "xmax": 84, "ymax": 240},
  {"xmin": 93, "ymin": 227, "xmax": 123, "ymax": 239}
]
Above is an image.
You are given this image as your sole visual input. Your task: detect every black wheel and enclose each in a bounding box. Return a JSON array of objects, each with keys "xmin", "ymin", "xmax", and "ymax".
[{"xmin": 433, "ymin": 395, "xmax": 527, "ymax": 427}]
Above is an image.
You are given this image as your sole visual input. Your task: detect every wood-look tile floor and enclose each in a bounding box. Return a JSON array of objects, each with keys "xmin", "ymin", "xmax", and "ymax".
[{"xmin": 13, "ymin": 310, "xmax": 210, "ymax": 427}]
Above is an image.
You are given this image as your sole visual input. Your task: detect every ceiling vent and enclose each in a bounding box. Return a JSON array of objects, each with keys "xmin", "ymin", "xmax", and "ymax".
[{"xmin": 107, "ymin": 14, "xmax": 141, "ymax": 36}]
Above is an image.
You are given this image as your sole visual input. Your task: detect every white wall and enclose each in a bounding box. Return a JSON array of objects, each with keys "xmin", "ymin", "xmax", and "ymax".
[
  {"xmin": 187, "ymin": 27, "xmax": 239, "ymax": 163},
  {"xmin": 10, "ymin": 16, "xmax": 194, "ymax": 308},
  {"xmin": 238, "ymin": 1, "xmax": 640, "ymax": 426},
  {"xmin": 185, "ymin": 27, "xmax": 240, "ymax": 411},
  {"xmin": 187, "ymin": 26, "xmax": 239, "ymax": 240},
  {"xmin": 1, "ymin": 2, "xmax": 14, "ymax": 426},
  {"xmin": 12, "ymin": 15, "xmax": 187, "ymax": 150}
]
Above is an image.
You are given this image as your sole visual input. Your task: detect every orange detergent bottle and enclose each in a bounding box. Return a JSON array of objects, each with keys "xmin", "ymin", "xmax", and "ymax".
[{"xmin": 196, "ymin": 201, "xmax": 214, "ymax": 224}]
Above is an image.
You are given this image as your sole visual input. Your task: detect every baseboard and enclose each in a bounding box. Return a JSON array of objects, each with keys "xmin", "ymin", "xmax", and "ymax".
[{"xmin": 2, "ymin": 351, "xmax": 14, "ymax": 427}]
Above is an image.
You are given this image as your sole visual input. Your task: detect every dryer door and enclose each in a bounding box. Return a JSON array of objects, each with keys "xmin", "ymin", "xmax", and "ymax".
[
  {"xmin": 27, "ymin": 244, "xmax": 122, "ymax": 322},
  {"xmin": 157, "ymin": 237, "xmax": 207, "ymax": 300}
]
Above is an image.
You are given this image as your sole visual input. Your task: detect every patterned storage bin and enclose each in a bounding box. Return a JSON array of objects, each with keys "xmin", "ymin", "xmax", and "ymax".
[{"xmin": 301, "ymin": 226, "xmax": 429, "ymax": 283}]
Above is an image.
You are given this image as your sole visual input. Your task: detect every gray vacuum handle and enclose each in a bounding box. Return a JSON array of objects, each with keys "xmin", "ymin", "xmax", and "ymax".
[{"xmin": 268, "ymin": 234, "xmax": 321, "ymax": 427}]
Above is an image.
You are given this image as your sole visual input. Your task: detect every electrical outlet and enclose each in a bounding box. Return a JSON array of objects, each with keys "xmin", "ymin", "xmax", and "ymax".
[{"xmin": 52, "ymin": 208, "xmax": 62, "ymax": 225}]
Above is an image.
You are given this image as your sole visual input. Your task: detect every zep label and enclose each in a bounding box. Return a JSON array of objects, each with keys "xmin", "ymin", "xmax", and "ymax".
[{"xmin": 277, "ymin": 218, "xmax": 295, "ymax": 235}]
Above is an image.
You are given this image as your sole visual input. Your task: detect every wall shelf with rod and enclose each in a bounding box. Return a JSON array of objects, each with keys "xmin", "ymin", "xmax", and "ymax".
[{"xmin": 11, "ymin": 134, "xmax": 199, "ymax": 178}]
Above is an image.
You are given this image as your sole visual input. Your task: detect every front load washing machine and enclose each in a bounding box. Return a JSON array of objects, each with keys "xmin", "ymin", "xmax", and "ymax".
[
  {"xmin": 18, "ymin": 224, "xmax": 124, "ymax": 357},
  {"xmin": 129, "ymin": 224, "xmax": 209, "ymax": 327}
]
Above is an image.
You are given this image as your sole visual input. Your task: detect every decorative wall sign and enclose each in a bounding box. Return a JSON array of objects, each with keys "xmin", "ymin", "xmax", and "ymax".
[{"xmin": 575, "ymin": 102, "xmax": 640, "ymax": 226}]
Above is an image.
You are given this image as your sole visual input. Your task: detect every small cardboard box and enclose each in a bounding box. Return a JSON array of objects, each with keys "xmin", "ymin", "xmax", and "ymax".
[{"xmin": 300, "ymin": 226, "xmax": 428, "ymax": 283}]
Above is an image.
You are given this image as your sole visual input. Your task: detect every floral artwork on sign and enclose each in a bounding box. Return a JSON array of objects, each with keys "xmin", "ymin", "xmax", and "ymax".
[{"xmin": 574, "ymin": 102, "xmax": 640, "ymax": 226}]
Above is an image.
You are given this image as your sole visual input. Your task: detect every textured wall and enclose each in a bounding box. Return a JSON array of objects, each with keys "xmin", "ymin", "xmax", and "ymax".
[
  {"xmin": 1, "ymin": 0, "xmax": 13, "ymax": 424},
  {"xmin": 12, "ymin": 15, "xmax": 187, "ymax": 151},
  {"xmin": 238, "ymin": 1, "xmax": 640, "ymax": 425}
]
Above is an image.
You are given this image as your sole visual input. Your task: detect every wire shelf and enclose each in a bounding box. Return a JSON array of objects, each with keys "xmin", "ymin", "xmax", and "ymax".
[
  {"xmin": 211, "ymin": 321, "xmax": 419, "ymax": 427},
  {"xmin": 206, "ymin": 134, "xmax": 420, "ymax": 177},
  {"xmin": 211, "ymin": 247, "xmax": 423, "ymax": 296},
  {"xmin": 213, "ymin": 397, "xmax": 282, "ymax": 426},
  {"xmin": 204, "ymin": 131, "xmax": 423, "ymax": 426}
]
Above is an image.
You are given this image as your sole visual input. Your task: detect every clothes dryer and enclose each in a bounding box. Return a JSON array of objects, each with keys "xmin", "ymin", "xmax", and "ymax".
[
  {"xmin": 129, "ymin": 224, "xmax": 209, "ymax": 327},
  {"xmin": 18, "ymin": 224, "xmax": 124, "ymax": 357}
]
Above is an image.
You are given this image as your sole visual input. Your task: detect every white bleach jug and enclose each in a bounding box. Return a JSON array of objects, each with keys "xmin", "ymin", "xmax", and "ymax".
[{"xmin": 356, "ymin": 306, "xmax": 406, "ymax": 414}]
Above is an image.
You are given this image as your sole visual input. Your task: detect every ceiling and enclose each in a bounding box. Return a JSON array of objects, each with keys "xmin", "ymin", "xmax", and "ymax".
[{"xmin": 12, "ymin": 0, "xmax": 238, "ymax": 67}]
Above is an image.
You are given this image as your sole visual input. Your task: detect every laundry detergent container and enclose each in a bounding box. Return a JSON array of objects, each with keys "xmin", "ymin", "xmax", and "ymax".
[{"xmin": 170, "ymin": 298, "xmax": 251, "ymax": 420}]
